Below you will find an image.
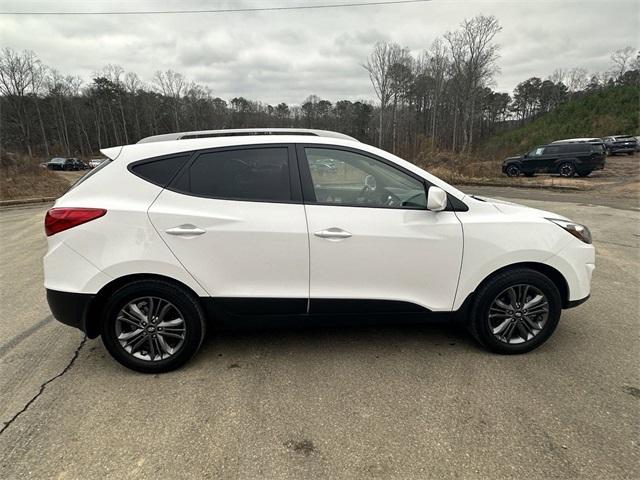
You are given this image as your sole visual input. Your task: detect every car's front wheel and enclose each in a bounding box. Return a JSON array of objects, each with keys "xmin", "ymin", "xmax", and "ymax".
[
  {"xmin": 505, "ymin": 165, "xmax": 521, "ymax": 177},
  {"xmin": 467, "ymin": 268, "xmax": 562, "ymax": 354},
  {"xmin": 100, "ymin": 279, "xmax": 206, "ymax": 373},
  {"xmin": 558, "ymin": 162, "xmax": 575, "ymax": 177}
]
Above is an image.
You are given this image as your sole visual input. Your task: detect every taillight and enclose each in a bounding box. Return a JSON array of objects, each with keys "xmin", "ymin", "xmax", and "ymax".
[{"xmin": 45, "ymin": 208, "xmax": 107, "ymax": 236}]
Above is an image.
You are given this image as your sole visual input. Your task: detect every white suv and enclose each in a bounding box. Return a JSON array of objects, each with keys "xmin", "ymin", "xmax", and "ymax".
[{"xmin": 44, "ymin": 129, "xmax": 595, "ymax": 373}]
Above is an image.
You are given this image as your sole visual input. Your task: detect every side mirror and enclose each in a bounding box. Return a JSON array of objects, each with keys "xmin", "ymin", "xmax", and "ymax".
[
  {"xmin": 427, "ymin": 186, "xmax": 447, "ymax": 212},
  {"xmin": 523, "ymin": 153, "xmax": 528, "ymax": 158}
]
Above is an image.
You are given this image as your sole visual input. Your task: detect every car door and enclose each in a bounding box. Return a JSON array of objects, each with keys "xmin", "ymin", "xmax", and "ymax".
[
  {"xmin": 148, "ymin": 144, "xmax": 309, "ymax": 313},
  {"xmin": 540, "ymin": 145, "xmax": 561, "ymax": 172},
  {"xmin": 297, "ymin": 145, "xmax": 463, "ymax": 313},
  {"xmin": 523, "ymin": 146, "xmax": 546, "ymax": 173}
]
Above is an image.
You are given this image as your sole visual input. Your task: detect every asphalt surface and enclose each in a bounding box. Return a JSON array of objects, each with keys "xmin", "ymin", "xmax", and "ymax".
[{"xmin": 0, "ymin": 189, "xmax": 639, "ymax": 479}]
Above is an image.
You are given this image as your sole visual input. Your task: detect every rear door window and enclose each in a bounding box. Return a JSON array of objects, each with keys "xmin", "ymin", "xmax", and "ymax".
[
  {"xmin": 543, "ymin": 146, "xmax": 561, "ymax": 155},
  {"xmin": 170, "ymin": 147, "xmax": 291, "ymax": 202}
]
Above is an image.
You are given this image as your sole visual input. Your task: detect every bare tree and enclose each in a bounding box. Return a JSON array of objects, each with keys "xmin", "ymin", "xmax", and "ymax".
[
  {"xmin": 610, "ymin": 46, "xmax": 635, "ymax": 79},
  {"xmin": 363, "ymin": 42, "xmax": 404, "ymax": 147},
  {"xmin": 389, "ymin": 48, "xmax": 413, "ymax": 152},
  {"xmin": 445, "ymin": 15, "xmax": 501, "ymax": 151},
  {"xmin": 427, "ymin": 38, "xmax": 449, "ymax": 148},
  {"xmin": 153, "ymin": 70, "xmax": 186, "ymax": 130},
  {"xmin": 566, "ymin": 67, "xmax": 588, "ymax": 93},
  {"xmin": 28, "ymin": 55, "xmax": 50, "ymax": 157},
  {"xmin": 124, "ymin": 71, "xmax": 143, "ymax": 139},
  {"xmin": 0, "ymin": 48, "xmax": 40, "ymax": 156}
]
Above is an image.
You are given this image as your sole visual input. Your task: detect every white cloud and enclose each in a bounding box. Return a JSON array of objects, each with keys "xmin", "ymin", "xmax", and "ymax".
[{"xmin": 1, "ymin": 0, "xmax": 637, "ymax": 104}]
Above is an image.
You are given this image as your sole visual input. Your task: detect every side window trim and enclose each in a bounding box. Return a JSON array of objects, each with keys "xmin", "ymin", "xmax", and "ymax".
[{"xmin": 165, "ymin": 143, "xmax": 302, "ymax": 204}]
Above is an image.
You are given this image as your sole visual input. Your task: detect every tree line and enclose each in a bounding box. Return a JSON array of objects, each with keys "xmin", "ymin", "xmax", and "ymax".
[{"xmin": 0, "ymin": 14, "xmax": 637, "ymax": 160}]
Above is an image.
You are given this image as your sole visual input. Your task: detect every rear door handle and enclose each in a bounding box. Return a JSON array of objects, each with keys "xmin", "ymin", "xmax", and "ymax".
[
  {"xmin": 314, "ymin": 228, "xmax": 352, "ymax": 240},
  {"xmin": 165, "ymin": 225, "xmax": 206, "ymax": 236}
]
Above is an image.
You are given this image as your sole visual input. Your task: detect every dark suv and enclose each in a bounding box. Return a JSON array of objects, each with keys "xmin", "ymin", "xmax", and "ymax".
[{"xmin": 502, "ymin": 142, "xmax": 606, "ymax": 178}]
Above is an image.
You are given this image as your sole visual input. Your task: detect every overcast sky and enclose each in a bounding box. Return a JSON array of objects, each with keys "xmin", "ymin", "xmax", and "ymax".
[{"xmin": 1, "ymin": 0, "xmax": 638, "ymax": 104}]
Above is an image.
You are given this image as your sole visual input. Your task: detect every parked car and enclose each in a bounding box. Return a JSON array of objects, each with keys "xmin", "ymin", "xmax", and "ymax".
[
  {"xmin": 89, "ymin": 158, "xmax": 107, "ymax": 168},
  {"xmin": 46, "ymin": 157, "xmax": 75, "ymax": 171},
  {"xmin": 502, "ymin": 142, "xmax": 606, "ymax": 177},
  {"xmin": 69, "ymin": 158, "xmax": 88, "ymax": 170},
  {"xmin": 603, "ymin": 135, "xmax": 638, "ymax": 155},
  {"xmin": 44, "ymin": 128, "xmax": 595, "ymax": 373}
]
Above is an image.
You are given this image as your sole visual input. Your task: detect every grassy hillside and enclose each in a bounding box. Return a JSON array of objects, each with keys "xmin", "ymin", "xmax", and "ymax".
[{"xmin": 482, "ymin": 85, "xmax": 640, "ymax": 157}]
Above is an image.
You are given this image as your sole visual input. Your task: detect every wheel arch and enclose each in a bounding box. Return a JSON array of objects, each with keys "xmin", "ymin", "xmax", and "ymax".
[
  {"xmin": 457, "ymin": 261, "xmax": 570, "ymax": 316},
  {"xmin": 84, "ymin": 273, "xmax": 204, "ymax": 338}
]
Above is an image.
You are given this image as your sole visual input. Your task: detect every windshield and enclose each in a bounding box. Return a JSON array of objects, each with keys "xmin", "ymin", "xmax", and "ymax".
[{"xmin": 49, "ymin": 158, "xmax": 65, "ymax": 163}]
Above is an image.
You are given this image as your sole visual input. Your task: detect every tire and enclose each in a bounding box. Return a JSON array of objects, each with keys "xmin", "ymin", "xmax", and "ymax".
[
  {"xmin": 505, "ymin": 165, "xmax": 521, "ymax": 177},
  {"xmin": 558, "ymin": 162, "xmax": 575, "ymax": 177},
  {"xmin": 467, "ymin": 268, "xmax": 562, "ymax": 354},
  {"xmin": 100, "ymin": 279, "xmax": 206, "ymax": 373},
  {"xmin": 628, "ymin": 152, "xmax": 635, "ymax": 156},
  {"xmin": 577, "ymin": 170, "xmax": 592, "ymax": 177}
]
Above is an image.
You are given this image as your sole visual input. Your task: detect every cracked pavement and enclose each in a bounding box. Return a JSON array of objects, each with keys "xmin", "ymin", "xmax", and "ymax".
[{"xmin": 1, "ymin": 190, "xmax": 639, "ymax": 479}]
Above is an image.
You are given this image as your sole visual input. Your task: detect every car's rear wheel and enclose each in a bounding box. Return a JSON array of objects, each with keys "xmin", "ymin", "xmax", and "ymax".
[
  {"xmin": 577, "ymin": 170, "xmax": 592, "ymax": 177},
  {"xmin": 100, "ymin": 280, "xmax": 206, "ymax": 373},
  {"xmin": 558, "ymin": 163, "xmax": 575, "ymax": 177},
  {"xmin": 506, "ymin": 165, "xmax": 521, "ymax": 177},
  {"xmin": 467, "ymin": 268, "xmax": 562, "ymax": 354}
]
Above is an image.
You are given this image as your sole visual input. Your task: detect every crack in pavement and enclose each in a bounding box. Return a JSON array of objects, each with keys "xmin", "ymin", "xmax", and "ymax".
[{"xmin": 0, "ymin": 336, "xmax": 86, "ymax": 435}]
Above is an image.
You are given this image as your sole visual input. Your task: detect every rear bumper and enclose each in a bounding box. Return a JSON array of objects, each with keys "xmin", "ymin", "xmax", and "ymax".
[
  {"xmin": 566, "ymin": 294, "xmax": 590, "ymax": 309},
  {"xmin": 46, "ymin": 289, "xmax": 95, "ymax": 335},
  {"xmin": 608, "ymin": 147, "xmax": 635, "ymax": 154}
]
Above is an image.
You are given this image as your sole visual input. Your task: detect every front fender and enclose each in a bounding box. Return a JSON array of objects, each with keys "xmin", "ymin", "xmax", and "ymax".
[{"xmin": 453, "ymin": 215, "xmax": 574, "ymax": 310}]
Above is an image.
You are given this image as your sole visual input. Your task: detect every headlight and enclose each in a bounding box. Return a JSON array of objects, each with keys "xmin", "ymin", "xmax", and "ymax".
[{"xmin": 546, "ymin": 218, "xmax": 592, "ymax": 244}]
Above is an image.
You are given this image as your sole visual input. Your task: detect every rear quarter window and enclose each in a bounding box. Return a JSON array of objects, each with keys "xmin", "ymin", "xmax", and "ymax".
[{"xmin": 129, "ymin": 154, "xmax": 191, "ymax": 187}]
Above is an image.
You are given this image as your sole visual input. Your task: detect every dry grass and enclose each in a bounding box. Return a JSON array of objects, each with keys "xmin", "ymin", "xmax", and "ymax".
[
  {"xmin": 0, "ymin": 152, "xmax": 72, "ymax": 201},
  {"xmin": 410, "ymin": 146, "xmax": 640, "ymax": 193}
]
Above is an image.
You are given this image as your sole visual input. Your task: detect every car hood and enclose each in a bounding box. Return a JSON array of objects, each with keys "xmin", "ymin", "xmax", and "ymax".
[
  {"xmin": 503, "ymin": 155, "xmax": 523, "ymax": 164},
  {"xmin": 472, "ymin": 196, "xmax": 570, "ymax": 221}
]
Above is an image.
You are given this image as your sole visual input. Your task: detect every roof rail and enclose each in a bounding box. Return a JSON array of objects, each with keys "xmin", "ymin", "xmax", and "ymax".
[{"xmin": 136, "ymin": 128, "xmax": 358, "ymax": 144}]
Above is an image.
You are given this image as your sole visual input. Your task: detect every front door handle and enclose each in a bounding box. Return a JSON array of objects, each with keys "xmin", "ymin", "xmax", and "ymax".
[
  {"xmin": 165, "ymin": 225, "xmax": 206, "ymax": 236},
  {"xmin": 314, "ymin": 227, "xmax": 352, "ymax": 240}
]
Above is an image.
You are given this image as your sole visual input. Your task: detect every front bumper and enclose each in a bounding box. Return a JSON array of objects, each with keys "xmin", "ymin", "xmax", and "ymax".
[{"xmin": 46, "ymin": 289, "xmax": 95, "ymax": 335}]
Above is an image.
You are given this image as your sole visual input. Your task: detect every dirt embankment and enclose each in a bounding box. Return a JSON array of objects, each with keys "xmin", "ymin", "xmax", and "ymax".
[
  {"xmin": 0, "ymin": 153, "xmax": 75, "ymax": 201},
  {"xmin": 415, "ymin": 150, "xmax": 640, "ymax": 196}
]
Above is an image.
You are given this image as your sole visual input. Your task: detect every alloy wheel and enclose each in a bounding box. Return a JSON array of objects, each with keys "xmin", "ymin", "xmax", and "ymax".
[
  {"xmin": 115, "ymin": 297, "xmax": 186, "ymax": 361},
  {"xmin": 559, "ymin": 163, "xmax": 575, "ymax": 177},
  {"xmin": 488, "ymin": 284, "xmax": 549, "ymax": 345},
  {"xmin": 506, "ymin": 166, "xmax": 520, "ymax": 177}
]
